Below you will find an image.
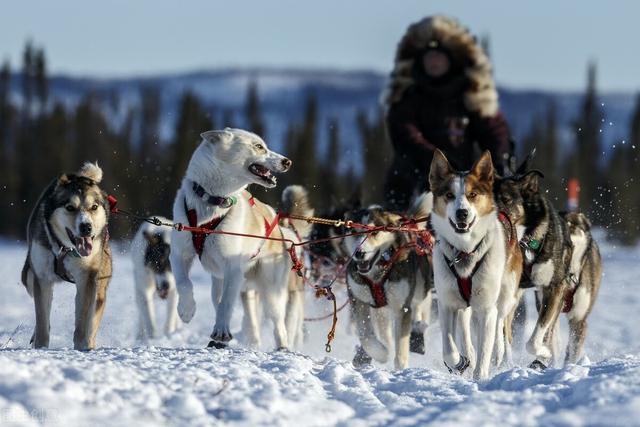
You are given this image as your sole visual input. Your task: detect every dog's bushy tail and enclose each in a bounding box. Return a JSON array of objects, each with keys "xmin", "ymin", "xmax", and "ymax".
[
  {"xmin": 407, "ymin": 192, "xmax": 433, "ymax": 226},
  {"xmin": 281, "ymin": 185, "xmax": 314, "ymax": 239}
]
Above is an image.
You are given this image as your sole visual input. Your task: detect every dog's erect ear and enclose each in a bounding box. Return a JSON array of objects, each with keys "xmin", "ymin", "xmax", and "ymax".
[
  {"xmin": 515, "ymin": 148, "xmax": 537, "ymax": 176},
  {"xmin": 200, "ymin": 129, "xmax": 233, "ymax": 144},
  {"xmin": 579, "ymin": 212, "xmax": 592, "ymax": 230},
  {"xmin": 56, "ymin": 174, "xmax": 70, "ymax": 187},
  {"xmin": 470, "ymin": 150, "xmax": 494, "ymax": 184},
  {"xmin": 429, "ymin": 149, "xmax": 454, "ymax": 187},
  {"xmin": 520, "ymin": 170, "xmax": 544, "ymax": 194}
]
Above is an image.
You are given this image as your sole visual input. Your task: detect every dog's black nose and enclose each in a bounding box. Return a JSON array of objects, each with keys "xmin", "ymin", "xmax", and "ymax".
[
  {"xmin": 281, "ymin": 158, "xmax": 292, "ymax": 170},
  {"xmin": 79, "ymin": 222, "xmax": 92, "ymax": 237},
  {"xmin": 157, "ymin": 281, "xmax": 170, "ymax": 292},
  {"xmin": 354, "ymin": 250, "xmax": 366, "ymax": 260},
  {"xmin": 455, "ymin": 209, "xmax": 468, "ymax": 222}
]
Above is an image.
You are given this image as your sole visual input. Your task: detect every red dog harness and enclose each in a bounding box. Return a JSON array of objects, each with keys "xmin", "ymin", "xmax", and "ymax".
[
  {"xmin": 185, "ymin": 195, "xmax": 280, "ymax": 258},
  {"xmin": 443, "ymin": 212, "xmax": 512, "ymax": 306},
  {"xmin": 361, "ymin": 269, "xmax": 393, "ymax": 308}
]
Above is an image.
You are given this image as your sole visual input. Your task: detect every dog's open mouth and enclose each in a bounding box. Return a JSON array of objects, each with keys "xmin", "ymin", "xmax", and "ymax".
[
  {"xmin": 449, "ymin": 217, "xmax": 476, "ymax": 234},
  {"xmin": 66, "ymin": 228, "xmax": 94, "ymax": 257},
  {"xmin": 249, "ymin": 163, "xmax": 277, "ymax": 186},
  {"xmin": 356, "ymin": 249, "xmax": 380, "ymax": 274}
]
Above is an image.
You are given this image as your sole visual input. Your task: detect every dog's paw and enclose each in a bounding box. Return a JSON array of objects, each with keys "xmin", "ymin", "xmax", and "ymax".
[
  {"xmin": 352, "ymin": 345, "xmax": 373, "ymax": 368},
  {"xmin": 177, "ymin": 290, "xmax": 196, "ymax": 323},
  {"xmin": 529, "ymin": 359, "xmax": 548, "ymax": 371},
  {"xmin": 207, "ymin": 340, "xmax": 228, "ymax": 349},
  {"xmin": 445, "ymin": 354, "xmax": 470, "ymax": 375},
  {"xmin": 211, "ymin": 329, "xmax": 233, "ymax": 343},
  {"xmin": 409, "ymin": 331, "xmax": 426, "ymax": 355}
]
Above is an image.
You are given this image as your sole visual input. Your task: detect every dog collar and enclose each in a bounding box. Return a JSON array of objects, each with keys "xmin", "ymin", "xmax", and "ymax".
[
  {"xmin": 520, "ymin": 235, "xmax": 542, "ymax": 251},
  {"xmin": 192, "ymin": 182, "xmax": 237, "ymax": 208}
]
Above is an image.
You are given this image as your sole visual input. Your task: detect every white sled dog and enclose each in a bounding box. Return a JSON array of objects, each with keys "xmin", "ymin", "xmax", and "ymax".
[
  {"xmin": 171, "ymin": 128, "xmax": 304, "ymax": 349},
  {"xmin": 429, "ymin": 150, "xmax": 521, "ymax": 380},
  {"xmin": 21, "ymin": 162, "xmax": 112, "ymax": 350},
  {"xmin": 131, "ymin": 218, "xmax": 179, "ymax": 340},
  {"xmin": 241, "ymin": 185, "xmax": 314, "ymax": 350}
]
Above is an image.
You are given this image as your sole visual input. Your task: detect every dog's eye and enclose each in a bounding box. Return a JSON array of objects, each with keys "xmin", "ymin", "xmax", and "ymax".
[
  {"xmin": 468, "ymin": 192, "xmax": 477, "ymax": 199},
  {"xmin": 445, "ymin": 192, "xmax": 455, "ymax": 200},
  {"xmin": 65, "ymin": 205, "xmax": 76, "ymax": 212},
  {"xmin": 91, "ymin": 204, "xmax": 99, "ymax": 211},
  {"xmin": 253, "ymin": 144, "xmax": 266, "ymax": 152}
]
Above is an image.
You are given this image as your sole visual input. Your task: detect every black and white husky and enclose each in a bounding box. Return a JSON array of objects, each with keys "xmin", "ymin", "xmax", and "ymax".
[
  {"xmin": 131, "ymin": 218, "xmax": 179, "ymax": 340},
  {"xmin": 342, "ymin": 193, "xmax": 433, "ymax": 369},
  {"xmin": 21, "ymin": 163, "xmax": 112, "ymax": 350}
]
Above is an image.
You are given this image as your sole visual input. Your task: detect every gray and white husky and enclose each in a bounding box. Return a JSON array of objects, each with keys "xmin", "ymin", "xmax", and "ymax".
[
  {"xmin": 131, "ymin": 218, "xmax": 179, "ymax": 340},
  {"xmin": 21, "ymin": 163, "xmax": 112, "ymax": 350},
  {"xmin": 343, "ymin": 193, "xmax": 434, "ymax": 370},
  {"xmin": 171, "ymin": 128, "xmax": 302, "ymax": 350}
]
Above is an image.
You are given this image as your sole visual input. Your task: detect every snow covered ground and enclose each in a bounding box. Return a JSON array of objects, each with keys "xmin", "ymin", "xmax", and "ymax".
[{"xmin": 0, "ymin": 231, "xmax": 639, "ymax": 426}]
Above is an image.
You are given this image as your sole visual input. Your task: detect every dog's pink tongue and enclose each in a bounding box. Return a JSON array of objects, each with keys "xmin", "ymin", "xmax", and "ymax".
[{"xmin": 76, "ymin": 237, "xmax": 93, "ymax": 257}]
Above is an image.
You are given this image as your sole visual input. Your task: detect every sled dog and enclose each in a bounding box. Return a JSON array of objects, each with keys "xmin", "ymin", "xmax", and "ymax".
[
  {"xmin": 240, "ymin": 185, "xmax": 314, "ymax": 349},
  {"xmin": 171, "ymin": 128, "xmax": 299, "ymax": 349},
  {"xmin": 429, "ymin": 150, "xmax": 521, "ymax": 380},
  {"xmin": 343, "ymin": 193, "xmax": 434, "ymax": 369},
  {"xmin": 131, "ymin": 218, "xmax": 179, "ymax": 340},
  {"xmin": 505, "ymin": 164, "xmax": 572, "ymax": 370},
  {"xmin": 21, "ymin": 162, "xmax": 112, "ymax": 350},
  {"xmin": 559, "ymin": 211, "xmax": 602, "ymax": 364}
]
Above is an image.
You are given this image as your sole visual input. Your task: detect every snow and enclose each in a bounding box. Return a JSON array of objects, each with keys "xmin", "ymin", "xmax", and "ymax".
[{"xmin": 0, "ymin": 232, "xmax": 638, "ymax": 426}]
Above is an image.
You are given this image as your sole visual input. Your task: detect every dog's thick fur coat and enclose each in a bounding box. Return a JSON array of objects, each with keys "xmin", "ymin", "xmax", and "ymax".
[
  {"xmin": 344, "ymin": 194, "xmax": 434, "ymax": 369},
  {"xmin": 131, "ymin": 218, "xmax": 179, "ymax": 340},
  {"xmin": 171, "ymin": 128, "xmax": 299, "ymax": 349},
  {"xmin": 429, "ymin": 150, "xmax": 521, "ymax": 379},
  {"xmin": 21, "ymin": 162, "xmax": 112, "ymax": 350}
]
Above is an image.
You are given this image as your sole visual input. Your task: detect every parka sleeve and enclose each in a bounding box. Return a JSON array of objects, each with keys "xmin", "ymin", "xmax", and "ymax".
[
  {"xmin": 386, "ymin": 98, "xmax": 436, "ymax": 155},
  {"xmin": 472, "ymin": 112, "xmax": 512, "ymax": 174}
]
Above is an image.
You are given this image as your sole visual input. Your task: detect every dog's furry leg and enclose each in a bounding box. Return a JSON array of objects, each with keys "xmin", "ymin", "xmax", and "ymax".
[
  {"xmin": 261, "ymin": 283, "xmax": 290, "ymax": 350},
  {"xmin": 439, "ymin": 302, "xmax": 464, "ymax": 371},
  {"xmin": 473, "ymin": 305, "xmax": 498, "ymax": 380},
  {"xmin": 73, "ymin": 272, "xmax": 98, "ymax": 350},
  {"xmin": 210, "ymin": 266, "xmax": 243, "ymax": 346},
  {"xmin": 89, "ymin": 277, "xmax": 109, "ymax": 349},
  {"xmin": 394, "ymin": 307, "xmax": 413, "ymax": 370},
  {"xmin": 136, "ymin": 277, "xmax": 157, "ymax": 340},
  {"xmin": 171, "ymin": 247, "xmax": 196, "ymax": 323},
  {"xmin": 375, "ymin": 308, "xmax": 394, "ymax": 363},
  {"xmin": 352, "ymin": 298, "xmax": 388, "ymax": 363},
  {"xmin": 526, "ymin": 284, "xmax": 565, "ymax": 365},
  {"xmin": 32, "ymin": 278, "xmax": 53, "ymax": 349},
  {"xmin": 410, "ymin": 290, "xmax": 432, "ymax": 355},
  {"xmin": 285, "ymin": 287, "xmax": 304, "ymax": 349},
  {"xmin": 241, "ymin": 289, "xmax": 261, "ymax": 348},
  {"xmin": 566, "ymin": 318, "xmax": 587, "ymax": 364},
  {"xmin": 165, "ymin": 287, "xmax": 179, "ymax": 336},
  {"xmin": 457, "ymin": 307, "xmax": 476, "ymax": 371}
]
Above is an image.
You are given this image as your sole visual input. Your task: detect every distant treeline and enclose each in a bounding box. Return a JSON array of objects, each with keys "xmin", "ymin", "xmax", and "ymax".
[{"xmin": 0, "ymin": 42, "xmax": 639, "ymax": 243}]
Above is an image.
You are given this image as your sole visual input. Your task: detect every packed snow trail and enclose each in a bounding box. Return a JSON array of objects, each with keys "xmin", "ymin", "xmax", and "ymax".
[{"xmin": 0, "ymin": 232, "xmax": 638, "ymax": 426}]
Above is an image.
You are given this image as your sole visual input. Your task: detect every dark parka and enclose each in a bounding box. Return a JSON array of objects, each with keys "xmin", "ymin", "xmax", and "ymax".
[{"xmin": 384, "ymin": 16, "xmax": 512, "ymax": 209}]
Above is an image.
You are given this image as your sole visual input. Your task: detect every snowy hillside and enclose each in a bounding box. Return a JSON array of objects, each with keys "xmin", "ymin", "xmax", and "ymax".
[{"xmin": 0, "ymin": 231, "xmax": 638, "ymax": 426}]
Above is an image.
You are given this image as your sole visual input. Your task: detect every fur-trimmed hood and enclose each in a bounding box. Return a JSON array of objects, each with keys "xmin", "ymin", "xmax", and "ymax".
[{"xmin": 382, "ymin": 15, "xmax": 499, "ymax": 118}]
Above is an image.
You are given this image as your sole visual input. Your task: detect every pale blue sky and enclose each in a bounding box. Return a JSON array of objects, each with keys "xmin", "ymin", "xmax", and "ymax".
[{"xmin": 1, "ymin": 0, "xmax": 638, "ymax": 91}]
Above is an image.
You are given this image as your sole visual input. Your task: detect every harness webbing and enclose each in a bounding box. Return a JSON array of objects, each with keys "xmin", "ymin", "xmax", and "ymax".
[
  {"xmin": 185, "ymin": 199, "xmax": 223, "ymax": 258},
  {"xmin": 444, "ymin": 253, "xmax": 487, "ymax": 306},
  {"xmin": 361, "ymin": 270, "xmax": 392, "ymax": 308}
]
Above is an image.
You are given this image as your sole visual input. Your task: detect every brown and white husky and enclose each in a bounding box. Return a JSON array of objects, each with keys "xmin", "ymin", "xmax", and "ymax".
[{"xmin": 429, "ymin": 150, "xmax": 521, "ymax": 380}]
